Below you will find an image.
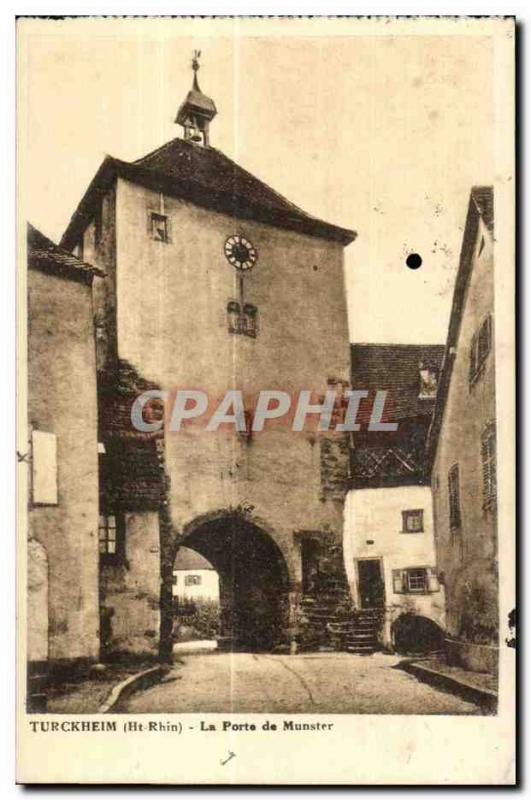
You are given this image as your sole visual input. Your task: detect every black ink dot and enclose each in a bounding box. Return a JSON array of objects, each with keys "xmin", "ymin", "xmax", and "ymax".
[{"xmin": 406, "ymin": 253, "xmax": 422, "ymax": 270}]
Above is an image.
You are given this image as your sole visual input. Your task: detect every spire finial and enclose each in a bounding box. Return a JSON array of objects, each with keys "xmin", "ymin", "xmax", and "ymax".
[{"xmin": 191, "ymin": 49, "xmax": 201, "ymax": 90}]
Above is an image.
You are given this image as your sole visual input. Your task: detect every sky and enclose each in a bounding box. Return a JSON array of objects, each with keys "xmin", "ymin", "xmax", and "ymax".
[{"xmin": 19, "ymin": 18, "xmax": 497, "ymax": 344}]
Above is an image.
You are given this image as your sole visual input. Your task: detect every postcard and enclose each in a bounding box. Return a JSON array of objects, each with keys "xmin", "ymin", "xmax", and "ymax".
[{"xmin": 16, "ymin": 15, "xmax": 515, "ymax": 784}]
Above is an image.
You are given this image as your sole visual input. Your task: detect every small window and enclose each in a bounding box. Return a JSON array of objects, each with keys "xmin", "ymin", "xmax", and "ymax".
[
  {"xmin": 99, "ymin": 515, "xmax": 117, "ymax": 555},
  {"xmin": 227, "ymin": 301, "xmax": 241, "ymax": 334},
  {"xmin": 150, "ymin": 212, "xmax": 170, "ymax": 243},
  {"xmin": 392, "ymin": 567, "xmax": 439, "ymax": 595},
  {"xmin": 226, "ymin": 301, "xmax": 259, "ymax": 337},
  {"xmin": 482, "ymin": 422, "xmax": 497, "ymax": 511},
  {"xmin": 448, "ymin": 464, "xmax": 461, "ymax": 531},
  {"xmin": 99, "ymin": 514, "xmax": 124, "ymax": 562},
  {"xmin": 242, "ymin": 304, "xmax": 258, "ymax": 338},
  {"xmin": 402, "ymin": 509, "xmax": 424, "ymax": 533},
  {"xmin": 419, "ymin": 365, "xmax": 438, "ymax": 398},
  {"xmin": 172, "ymin": 573, "xmax": 178, "ymax": 586},
  {"xmin": 407, "ymin": 568, "xmax": 427, "ymax": 592},
  {"xmin": 469, "ymin": 315, "xmax": 493, "ymax": 386},
  {"xmin": 185, "ymin": 574, "xmax": 201, "ymax": 587}
]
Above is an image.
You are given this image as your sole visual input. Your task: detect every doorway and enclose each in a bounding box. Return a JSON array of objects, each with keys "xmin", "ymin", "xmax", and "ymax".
[{"xmin": 357, "ymin": 559, "xmax": 385, "ymax": 609}]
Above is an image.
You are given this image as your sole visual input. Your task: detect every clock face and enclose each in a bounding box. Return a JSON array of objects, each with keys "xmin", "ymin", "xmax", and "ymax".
[{"xmin": 224, "ymin": 235, "xmax": 258, "ymax": 271}]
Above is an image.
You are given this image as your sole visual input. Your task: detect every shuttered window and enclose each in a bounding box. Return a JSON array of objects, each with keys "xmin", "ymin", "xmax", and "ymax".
[
  {"xmin": 482, "ymin": 422, "xmax": 497, "ymax": 511},
  {"xmin": 470, "ymin": 314, "xmax": 493, "ymax": 386},
  {"xmin": 448, "ymin": 464, "xmax": 461, "ymax": 531},
  {"xmin": 227, "ymin": 301, "xmax": 241, "ymax": 334},
  {"xmin": 31, "ymin": 430, "xmax": 58, "ymax": 505},
  {"xmin": 469, "ymin": 332, "xmax": 478, "ymax": 383},
  {"xmin": 227, "ymin": 301, "xmax": 259, "ymax": 338},
  {"xmin": 392, "ymin": 567, "xmax": 439, "ymax": 595}
]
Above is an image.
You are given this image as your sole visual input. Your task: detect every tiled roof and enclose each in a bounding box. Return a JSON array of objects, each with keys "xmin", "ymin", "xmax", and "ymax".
[
  {"xmin": 426, "ymin": 186, "xmax": 494, "ymax": 463},
  {"xmin": 28, "ymin": 223, "xmax": 105, "ymax": 284},
  {"xmin": 351, "ymin": 343, "xmax": 445, "ymax": 423},
  {"xmin": 61, "ymin": 138, "xmax": 356, "ymax": 249}
]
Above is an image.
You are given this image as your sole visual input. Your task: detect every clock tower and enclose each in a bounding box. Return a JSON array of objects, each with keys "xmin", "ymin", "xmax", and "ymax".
[{"xmin": 61, "ymin": 56, "xmax": 357, "ymax": 659}]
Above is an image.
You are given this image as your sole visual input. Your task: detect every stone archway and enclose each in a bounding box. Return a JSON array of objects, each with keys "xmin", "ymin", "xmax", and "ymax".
[
  {"xmin": 175, "ymin": 513, "xmax": 290, "ymax": 653},
  {"xmin": 392, "ymin": 612, "xmax": 445, "ymax": 655}
]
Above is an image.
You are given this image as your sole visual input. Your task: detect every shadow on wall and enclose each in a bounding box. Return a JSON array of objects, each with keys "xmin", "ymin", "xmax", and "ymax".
[{"xmin": 392, "ymin": 613, "xmax": 445, "ymax": 655}]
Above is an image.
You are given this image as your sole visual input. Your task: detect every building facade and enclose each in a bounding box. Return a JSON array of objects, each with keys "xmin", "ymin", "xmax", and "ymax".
[
  {"xmin": 27, "ymin": 224, "xmax": 103, "ymax": 706},
  {"xmin": 343, "ymin": 344, "xmax": 446, "ymax": 653},
  {"xmin": 60, "ymin": 61, "xmax": 357, "ymax": 656},
  {"xmin": 173, "ymin": 547, "xmax": 220, "ymax": 603},
  {"xmin": 427, "ymin": 187, "xmax": 498, "ymax": 675}
]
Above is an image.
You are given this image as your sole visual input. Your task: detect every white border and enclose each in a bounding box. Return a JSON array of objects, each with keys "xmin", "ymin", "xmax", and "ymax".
[{"xmin": 3, "ymin": 5, "xmax": 524, "ymax": 798}]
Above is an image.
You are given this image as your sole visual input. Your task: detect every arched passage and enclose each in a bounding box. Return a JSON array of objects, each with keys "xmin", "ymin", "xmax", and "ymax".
[
  {"xmin": 176, "ymin": 514, "xmax": 289, "ymax": 652},
  {"xmin": 392, "ymin": 612, "xmax": 445, "ymax": 655}
]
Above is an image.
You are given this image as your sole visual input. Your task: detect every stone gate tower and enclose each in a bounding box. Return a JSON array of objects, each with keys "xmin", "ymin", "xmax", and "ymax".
[{"xmin": 61, "ymin": 56, "xmax": 356, "ymax": 658}]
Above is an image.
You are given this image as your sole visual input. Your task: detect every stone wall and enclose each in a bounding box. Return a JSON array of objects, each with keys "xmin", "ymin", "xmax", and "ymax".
[
  {"xmin": 28, "ymin": 268, "xmax": 100, "ymax": 663},
  {"xmin": 100, "ymin": 511, "xmax": 161, "ymax": 656}
]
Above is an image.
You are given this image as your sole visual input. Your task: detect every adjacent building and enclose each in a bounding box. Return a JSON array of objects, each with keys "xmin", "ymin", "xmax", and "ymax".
[
  {"xmin": 173, "ymin": 547, "xmax": 220, "ymax": 603},
  {"xmin": 427, "ymin": 186, "xmax": 497, "ymax": 675},
  {"xmin": 343, "ymin": 344, "xmax": 446, "ymax": 653},
  {"xmin": 26, "ymin": 224, "xmax": 104, "ymax": 707}
]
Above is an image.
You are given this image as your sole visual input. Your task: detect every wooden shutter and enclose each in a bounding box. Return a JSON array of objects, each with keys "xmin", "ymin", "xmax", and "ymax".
[
  {"xmin": 32, "ymin": 430, "xmax": 58, "ymax": 505},
  {"xmin": 481, "ymin": 423, "xmax": 497, "ymax": 508},
  {"xmin": 478, "ymin": 314, "xmax": 492, "ymax": 367},
  {"xmin": 469, "ymin": 332, "xmax": 478, "ymax": 383},
  {"xmin": 426, "ymin": 567, "xmax": 440, "ymax": 593},
  {"xmin": 448, "ymin": 464, "xmax": 461, "ymax": 530},
  {"xmin": 392, "ymin": 569, "xmax": 405, "ymax": 594}
]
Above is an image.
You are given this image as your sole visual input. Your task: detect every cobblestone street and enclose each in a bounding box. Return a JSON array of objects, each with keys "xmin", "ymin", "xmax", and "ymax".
[{"xmin": 123, "ymin": 651, "xmax": 482, "ymax": 715}]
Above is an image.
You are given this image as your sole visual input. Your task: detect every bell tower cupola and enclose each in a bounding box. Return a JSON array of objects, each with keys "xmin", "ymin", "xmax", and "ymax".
[{"xmin": 175, "ymin": 50, "xmax": 217, "ymax": 146}]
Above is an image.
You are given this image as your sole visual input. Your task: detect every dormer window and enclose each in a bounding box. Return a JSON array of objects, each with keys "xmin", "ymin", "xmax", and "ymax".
[
  {"xmin": 419, "ymin": 364, "xmax": 438, "ymax": 398},
  {"xmin": 150, "ymin": 212, "xmax": 169, "ymax": 243}
]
